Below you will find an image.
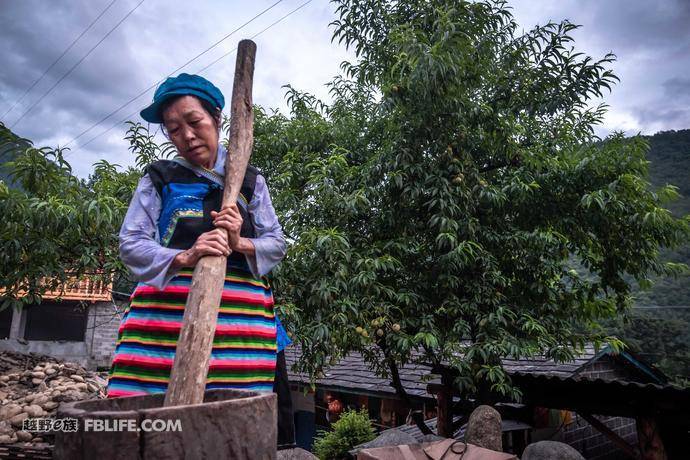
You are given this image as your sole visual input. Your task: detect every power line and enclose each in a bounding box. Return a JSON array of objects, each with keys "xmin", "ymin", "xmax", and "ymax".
[
  {"xmin": 196, "ymin": 0, "xmax": 314, "ymax": 74},
  {"xmin": 10, "ymin": 0, "xmax": 145, "ymax": 129},
  {"xmin": 68, "ymin": 0, "xmax": 313, "ymax": 156},
  {"xmin": 63, "ymin": 0, "xmax": 284, "ymax": 151},
  {"xmin": 632, "ymin": 306, "xmax": 690, "ymax": 310},
  {"xmin": 1, "ymin": 0, "xmax": 119, "ymax": 120}
]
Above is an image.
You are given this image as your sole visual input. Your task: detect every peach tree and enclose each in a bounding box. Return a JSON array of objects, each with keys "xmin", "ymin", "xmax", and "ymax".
[
  {"xmin": 255, "ymin": 0, "xmax": 689, "ymax": 434},
  {"xmin": 0, "ymin": 121, "xmax": 173, "ymax": 308}
]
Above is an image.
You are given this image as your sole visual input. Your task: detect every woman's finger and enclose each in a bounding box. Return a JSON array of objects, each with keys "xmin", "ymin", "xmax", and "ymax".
[
  {"xmin": 209, "ymin": 241, "xmax": 230, "ymax": 255},
  {"xmin": 213, "ymin": 205, "xmax": 240, "ymax": 217},
  {"xmin": 207, "ymin": 234, "xmax": 229, "ymax": 246},
  {"xmin": 213, "ymin": 221, "xmax": 234, "ymax": 232},
  {"xmin": 199, "ymin": 241, "xmax": 229, "ymax": 256},
  {"xmin": 214, "ymin": 217, "xmax": 242, "ymax": 231},
  {"xmin": 197, "ymin": 245, "xmax": 223, "ymax": 257},
  {"xmin": 218, "ymin": 205, "xmax": 242, "ymax": 218},
  {"xmin": 198, "ymin": 231, "xmax": 228, "ymax": 245},
  {"xmin": 227, "ymin": 206, "xmax": 241, "ymax": 218},
  {"xmin": 214, "ymin": 220, "xmax": 240, "ymax": 231},
  {"xmin": 213, "ymin": 214, "xmax": 235, "ymax": 224}
]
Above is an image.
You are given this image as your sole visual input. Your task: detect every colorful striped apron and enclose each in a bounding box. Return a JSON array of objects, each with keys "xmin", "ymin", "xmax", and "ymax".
[{"xmin": 107, "ymin": 266, "xmax": 277, "ymax": 397}]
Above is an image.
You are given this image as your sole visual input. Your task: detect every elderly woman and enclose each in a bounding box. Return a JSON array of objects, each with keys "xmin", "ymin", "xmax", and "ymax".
[{"xmin": 107, "ymin": 73, "xmax": 294, "ymax": 448}]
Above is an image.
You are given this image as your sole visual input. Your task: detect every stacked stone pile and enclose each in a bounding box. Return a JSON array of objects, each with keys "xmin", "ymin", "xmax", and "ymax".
[{"xmin": 0, "ymin": 351, "xmax": 107, "ymax": 446}]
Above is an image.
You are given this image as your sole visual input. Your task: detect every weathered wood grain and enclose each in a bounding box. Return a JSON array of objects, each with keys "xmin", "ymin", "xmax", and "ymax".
[{"xmin": 164, "ymin": 39, "xmax": 257, "ymax": 407}]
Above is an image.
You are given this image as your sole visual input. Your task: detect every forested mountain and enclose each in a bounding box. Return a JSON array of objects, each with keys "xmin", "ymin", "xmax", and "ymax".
[
  {"xmin": 646, "ymin": 129, "xmax": 690, "ymax": 218},
  {"xmin": 614, "ymin": 129, "xmax": 690, "ymax": 384},
  {"xmin": 634, "ymin": 129, "xmax": 690, "ymax": 305}
]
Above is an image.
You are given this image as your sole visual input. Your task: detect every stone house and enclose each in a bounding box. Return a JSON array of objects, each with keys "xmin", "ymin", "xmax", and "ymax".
[{"xmin": 0, "ymin": 276, "xmax": 123, "ymax": 369}]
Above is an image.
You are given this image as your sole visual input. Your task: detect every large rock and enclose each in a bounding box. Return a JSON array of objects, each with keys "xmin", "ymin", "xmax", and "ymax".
[
  {"xmin": 352, "ymin": 428, "xmax": 417, "ymax": 455},
  {"xmin": 24, "ymin": 404, "xmax": 44, "ymax": 418},
  {"xmin": 0, "ymin": 403, "xmax": 23, "ymax": 421},
  {"xmin": 465, "ymin": 405, "xmax": 502, "ymax": 452},
  {"xmin": 53, "ymin": 389, "xmax": 86, "ymax": 403},
  {"xmin": 0, "ymin": 351, "xmax": 108, "ymax": 448},
  {"xmin": 0, "ymin": 421, "xmax": 13, "ymax": 435},
  {"xmin": 276, "ymin": 447, "xmax": 318, "ymax": 459},
  {"xmin": 522, "ymin": 441, "xmax": 585, "ymax": 460},
  {"xmin": 42, "ymin": 401, "xmax": 59, "ymax": 411},
  {"xmin": 10, "ymin": 412, "xmax": 28, "ymax": 428},
  {"xmin": 16, "ymin": 430, "xmax": 33, "ymax": 442},
  {"xmin": 421, "ymin": 433, "xmax": 445, "ymax": 443}
]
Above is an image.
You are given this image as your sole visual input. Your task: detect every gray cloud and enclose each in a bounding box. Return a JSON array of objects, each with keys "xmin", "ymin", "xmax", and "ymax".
[
  {"xmin": 1, "ymin": 0, "xmax": 689, "ymax": 177},
  {"xmin": 0, "ymin": 0, "xmax": 150, "ymax": 132},
  {"xmin": 663, "ymin": 77, "xmax": 690, "ymax": 100},
  {"xmin": 510, "ymin": 0, "xmax": 690, "ymax": 135},
  {"xmin": 578, "ymin": 0, "xmax": 690, "ymax": 52},
  {"xmin": 636, "ymin": 107, "xmax": 690, "ymax": 125},
  {"xmin": 1, "ymin": 0, "xmax": 353, "ymax": 177}
]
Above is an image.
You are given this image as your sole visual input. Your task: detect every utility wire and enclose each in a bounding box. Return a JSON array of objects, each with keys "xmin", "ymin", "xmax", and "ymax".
[
  {"xmin": 10, "ymin": 0, "xmax": 145, "ymax": 129},
  {"xmin": 64, "ymin": 0, "xmax": 284, "ymax": 150},
  {"xmin": 68, "ymin": 0, "xmax": 313, "ymax": 156},
  {"xmin": 632, "ymin": 306, "xmax": 690, "ymax": 310},
  {"xmin": 2, "ymin": 0, "xmax": 119, "ymax": 120},
  {"xmin": 197, "ymin": 0, "xmax": 314, "ymax": 74}
]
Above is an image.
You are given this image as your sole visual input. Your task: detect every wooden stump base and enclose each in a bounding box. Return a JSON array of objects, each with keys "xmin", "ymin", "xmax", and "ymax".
[{"xmin": 54, "ymin": 389, "xmax": 276, "ymax": 460}]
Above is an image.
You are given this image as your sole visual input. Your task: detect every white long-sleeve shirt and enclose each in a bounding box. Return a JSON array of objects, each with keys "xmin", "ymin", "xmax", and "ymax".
[{"xmin": 118, "ymin": 145, "xmax": 287, "ymax": 290}]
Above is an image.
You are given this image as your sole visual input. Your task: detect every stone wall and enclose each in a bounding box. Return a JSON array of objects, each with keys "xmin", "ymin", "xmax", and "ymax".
[
  {"xmin": 561, "ymin": 414, "xmax": 637, "ymax": 460},
  {"xmin": 558, "ymin": 355, "xmax": 640, "ymax": 460},
  {"xmin": 576, "ymin": 354, "xmax": 638, "ymax": 381},
  {"xmin": 84, "ymin": 301, "xmax": 124, "ymax": 369},
  {"xmin": 0, "ymin": 301, "xmax": 123, "ymax": 370}
]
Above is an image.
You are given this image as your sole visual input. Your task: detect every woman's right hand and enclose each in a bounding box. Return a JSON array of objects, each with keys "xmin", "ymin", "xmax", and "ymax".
[{"xmin": 171, "ymin": 229, "xmax": 230, "ymax": 268}]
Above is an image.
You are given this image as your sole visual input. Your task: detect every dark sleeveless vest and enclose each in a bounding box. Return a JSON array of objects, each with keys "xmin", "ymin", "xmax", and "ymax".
[{"xmin": 146, "ymin": 159, "xmax": 258, "ymax": 267}]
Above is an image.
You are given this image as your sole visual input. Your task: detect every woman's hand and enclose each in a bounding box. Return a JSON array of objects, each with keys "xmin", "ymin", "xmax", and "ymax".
[
  {"xmin": 172, "ymin": 228, "xmax": 230, "ymax": 268},
  {"xmin": 211, "ymin": 205, "xmax": 243, "ymax": 250}
]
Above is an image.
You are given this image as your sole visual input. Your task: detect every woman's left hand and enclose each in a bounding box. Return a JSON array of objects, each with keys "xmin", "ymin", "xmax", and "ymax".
[{"xmin": 211, "ymin": 205, "xmax": 242, "ymax": 250}]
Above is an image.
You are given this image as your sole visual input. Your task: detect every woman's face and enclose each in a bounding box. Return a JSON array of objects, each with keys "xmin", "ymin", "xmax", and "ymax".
[{"xmin": 162, "ymin": 95, "xmax": 220, "ymax": 169}]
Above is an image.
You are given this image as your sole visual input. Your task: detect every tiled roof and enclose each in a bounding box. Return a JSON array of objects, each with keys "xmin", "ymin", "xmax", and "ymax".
[
  {"xmin": 511, "ymin": 372, "xmax": 690, "ymax": 419},
  {"xmin": 501, "ymin": 346, "xmax": 599, "ymax": 377},
  {"xmin": 284, "ymin": 347, "xmax": 434, "ymax": 398},
  {"xmin": 285, "ymin": 345, "xmax": 602, "ymax": 400}
]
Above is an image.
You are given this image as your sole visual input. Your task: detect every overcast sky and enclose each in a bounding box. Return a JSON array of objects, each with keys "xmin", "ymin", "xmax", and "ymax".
[{"xmin": 1, "ymin": 0, "xmax": 689, "ymax": 178}]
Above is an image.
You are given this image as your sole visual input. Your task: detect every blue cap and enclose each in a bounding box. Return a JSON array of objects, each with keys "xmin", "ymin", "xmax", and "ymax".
[{"xmin": 140, "ymin": 73, "xmax": 225, "ymax": 123}]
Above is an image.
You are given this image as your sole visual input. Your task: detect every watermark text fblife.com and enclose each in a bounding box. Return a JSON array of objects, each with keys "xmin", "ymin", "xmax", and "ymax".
[{"xmin": 23, "ymin": 418, "xmax": 182, "ymax": 433}]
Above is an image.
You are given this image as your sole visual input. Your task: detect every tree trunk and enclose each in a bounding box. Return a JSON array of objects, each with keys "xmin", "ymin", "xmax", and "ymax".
[{"xmin": 436, "ymin": 372, "xmax": 454, "ymax": 438}]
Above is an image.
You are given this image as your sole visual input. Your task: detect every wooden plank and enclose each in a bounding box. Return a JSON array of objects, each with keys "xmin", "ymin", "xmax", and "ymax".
[{"xmin": 164, "ymin": 39, "xmax": 257, "ymax": 407}]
